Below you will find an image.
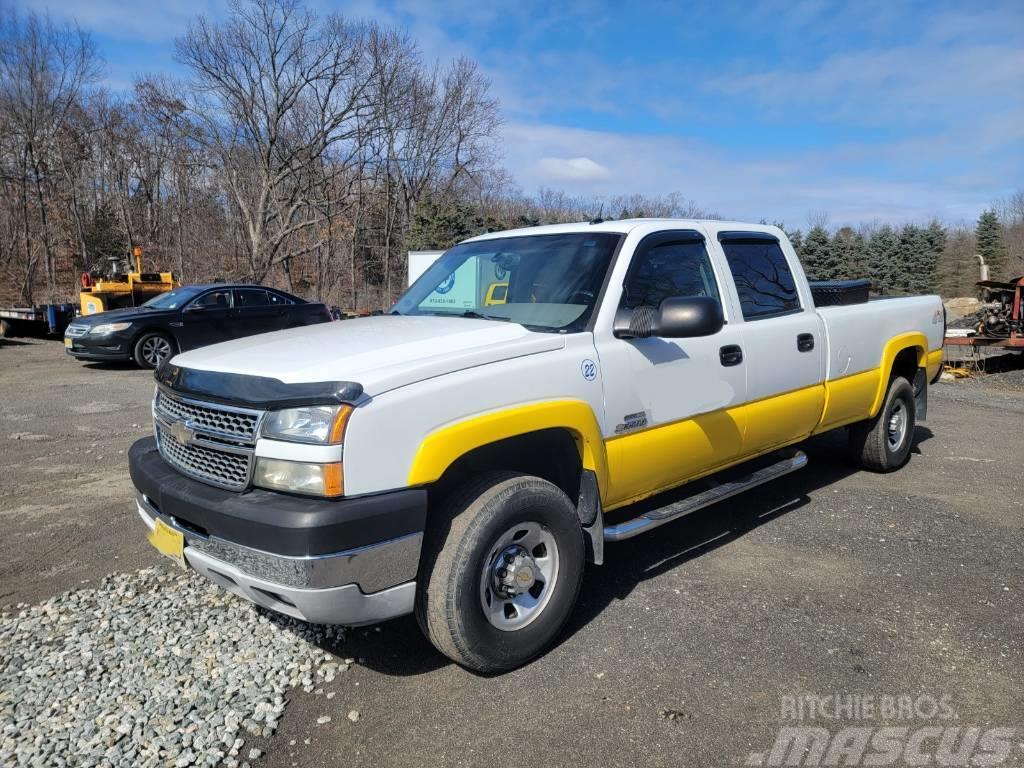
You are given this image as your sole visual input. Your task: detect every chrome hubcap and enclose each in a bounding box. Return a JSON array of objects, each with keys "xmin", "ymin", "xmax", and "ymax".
[
  {"xmin": 887, "ymin": 400, "xmax": 908, "ymax": 450},
  {"xmin": 479, "ymin": 522, "xmax": 559, "ymax": 631},
  {"xmin": 142, "ymin": 337, "xmax": 171, "ymax": 365}
]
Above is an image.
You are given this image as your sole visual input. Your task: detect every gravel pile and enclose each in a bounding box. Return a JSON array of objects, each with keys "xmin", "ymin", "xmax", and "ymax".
[{"xmin": 0, "ymin": 566, "xmax": 348, "ymax": 767}]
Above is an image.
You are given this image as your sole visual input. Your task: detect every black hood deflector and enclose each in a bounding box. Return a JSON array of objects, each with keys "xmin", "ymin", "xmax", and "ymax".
[{"xmin": 155, "ymin": 362, "xmax": 363, "ymax": 409}]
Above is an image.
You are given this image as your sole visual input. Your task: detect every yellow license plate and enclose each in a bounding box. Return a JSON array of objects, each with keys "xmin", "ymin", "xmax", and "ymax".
[
  {"xmin": 64, "ymin": 338, "xmax": 72, "ymax": 348},
  {"xmin": 148, "ymin": 518, "xmax": 185, "ymax": 566}
]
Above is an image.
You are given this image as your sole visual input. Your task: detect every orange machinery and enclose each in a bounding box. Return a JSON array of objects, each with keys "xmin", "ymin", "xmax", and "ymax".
[{"xmin": 79, "ymin": 247, "xmax": 179, "ymax": 315}]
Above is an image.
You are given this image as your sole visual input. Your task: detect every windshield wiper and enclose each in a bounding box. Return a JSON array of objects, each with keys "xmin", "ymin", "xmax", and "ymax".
[{"xmin": 458, "ymin": 311, "xmax": 511, "ymax": 322}]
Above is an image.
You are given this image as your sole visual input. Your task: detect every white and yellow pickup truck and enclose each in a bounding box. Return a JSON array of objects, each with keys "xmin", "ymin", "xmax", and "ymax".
[{"xmin": 128, "ymin": 219, "xmax": 944, "ymax": 672}]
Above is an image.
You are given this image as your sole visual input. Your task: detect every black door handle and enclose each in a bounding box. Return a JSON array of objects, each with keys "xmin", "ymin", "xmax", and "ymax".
[
  {"xmin": 797, "ymin": 333, "xmax": 815, "ymax": 352},
  {"xmin": 719, "ymin": 344, "xmax": 743, "ymax": 366}
]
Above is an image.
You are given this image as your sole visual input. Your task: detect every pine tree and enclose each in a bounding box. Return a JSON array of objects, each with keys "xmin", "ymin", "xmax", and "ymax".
[
  {"xmin": 975, "ymin": 209, "xmax": 1007, "ymax": 279},
  {"xmin": 830, "ymin": 227, "xmax": 866, "ymax": 280},
  {"xmin": 787, "ymin": 229, "xmax": 803, "ymax": 255},
  {"xmin": 407, "ymin": 196, "xmax": 476, "ymax": 250},
  {"xmin": 914, "ymin": 220, "xmax": 946, "ymax": 294},
  {"xmin": 893, "ymin": 224, "xmax": 928, "ymax": 294},
  {"xmin": 800, "ymin": 226, "xmax": 833, "ymax": 279},
  {"xmin": 866, "ymin": 225, "xmax": 899, "ymax": 293}
]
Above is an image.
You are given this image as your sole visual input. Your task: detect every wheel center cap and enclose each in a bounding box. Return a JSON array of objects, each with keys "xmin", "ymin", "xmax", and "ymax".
[
  {"xmin": 515, "ymin": 565, "xmax": 535, "ymax": 589},
  {"xmin": 493, "ymin": 546, "xmax": 538, "ymax": 596}
]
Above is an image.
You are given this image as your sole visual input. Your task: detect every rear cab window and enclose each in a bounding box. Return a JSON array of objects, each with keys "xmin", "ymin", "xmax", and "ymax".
[{"xmin": 718, "ymin": 232, "xmax": 801, "ymax": 320}]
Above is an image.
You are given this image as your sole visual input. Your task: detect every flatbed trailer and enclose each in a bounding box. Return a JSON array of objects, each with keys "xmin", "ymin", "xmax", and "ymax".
[{"xmin": 0, "ymin": 304, "xmax": 76, "ymax": 338}]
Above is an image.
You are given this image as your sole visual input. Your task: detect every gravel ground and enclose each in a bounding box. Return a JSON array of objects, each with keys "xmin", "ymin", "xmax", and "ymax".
[
  {"xmin": 1, "ymin": 339, "xmax": 1022, "ymax": 768},
  {"xmin": 0, "ymin": 567, "xmax": 347, "ymax": 768}
]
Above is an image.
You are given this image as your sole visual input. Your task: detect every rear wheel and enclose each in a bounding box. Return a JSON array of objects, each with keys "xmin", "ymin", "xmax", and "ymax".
[
  {"xmin": 133, "ymin": 332, "xmax": 174, "ymax": 369},
  {"xmin": 848, "ymin": 375, "xmax": 916, "ymax": 472},
  {"xmin": 415, "ymin": 472, "xmax": 585, "ymax": 674},
  {"xmin": 0, "ymin": 319, "xmax": 15, "ymax": 338}
]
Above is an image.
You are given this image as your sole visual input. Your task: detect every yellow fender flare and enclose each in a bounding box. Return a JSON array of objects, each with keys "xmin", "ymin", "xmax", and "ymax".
[
  {"xmin": 870, "ymin": 332, "xmax": 928, "ymax": 416},
  {"xmin": 407, "ymin": 399, "xmax": 610, "ymax": 501}
]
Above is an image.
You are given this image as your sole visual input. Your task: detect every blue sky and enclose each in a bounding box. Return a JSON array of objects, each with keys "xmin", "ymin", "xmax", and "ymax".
[{"xmin": 24, "ymin": 0, "xmax": 1024, "ymax": 228}]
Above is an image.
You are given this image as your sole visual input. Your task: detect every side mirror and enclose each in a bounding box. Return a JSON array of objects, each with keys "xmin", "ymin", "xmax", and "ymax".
[{"xmin": 613, "ymin": 296, "xmax": 724, "ymax": 339}]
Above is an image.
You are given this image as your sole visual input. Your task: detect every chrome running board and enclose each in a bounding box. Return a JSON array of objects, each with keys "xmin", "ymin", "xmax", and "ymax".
[{"xmin": 602, "ymin": 449, "xmax": 808, "ymax": 542}]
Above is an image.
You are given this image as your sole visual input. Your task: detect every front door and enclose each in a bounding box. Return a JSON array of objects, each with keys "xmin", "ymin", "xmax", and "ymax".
[{"xmin": 596, "ymin": 230, "xmax": 748, "ymax": 508}]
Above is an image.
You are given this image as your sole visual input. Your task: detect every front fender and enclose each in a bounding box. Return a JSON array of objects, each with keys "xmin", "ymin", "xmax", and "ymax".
[{"xmin": 406, "ymin": 399, "xmax": 610, "ymax": 501}]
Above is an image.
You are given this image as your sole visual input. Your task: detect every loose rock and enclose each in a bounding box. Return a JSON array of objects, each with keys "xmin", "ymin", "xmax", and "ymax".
[{"xmin": 0, "ymin": 567, "xmax": 348, "ymax": 767}]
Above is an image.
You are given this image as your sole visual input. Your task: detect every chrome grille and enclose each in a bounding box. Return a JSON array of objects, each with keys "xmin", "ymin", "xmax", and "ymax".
[
  {"xmin": 155, "ymin": 390, "xmax": 259, "ymax": 441},
  {"xmin": 153, "ymin": 389, "xmax": 263, "ymax": 491},
  {"xmin": 157, "ymin": 425, "xmax": 253, "ymax": 490}
]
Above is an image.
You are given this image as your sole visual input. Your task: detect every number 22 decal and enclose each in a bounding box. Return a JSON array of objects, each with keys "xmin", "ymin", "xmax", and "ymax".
[{"xmin": 581, "ymin": 359, "xmax": 598, "ymax": 381}]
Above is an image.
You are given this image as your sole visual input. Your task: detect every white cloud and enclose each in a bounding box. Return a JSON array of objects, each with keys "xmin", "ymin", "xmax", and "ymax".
[
  {"xmin": 22, "ymin": 0, "xmax": 221, "ymax": 43},
  {"xmin": 536, "ymin": 156, "xmax": 612, "ymax": 183},
  {"xmin": 502, "ymin": 121, "xmax": 1011, "ymax": 228}
]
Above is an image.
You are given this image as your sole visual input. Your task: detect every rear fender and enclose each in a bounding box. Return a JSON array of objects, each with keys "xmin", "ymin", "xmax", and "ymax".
[{"xmin": 871, "ymin": 332, "xmax": 927, "ymax": 417}]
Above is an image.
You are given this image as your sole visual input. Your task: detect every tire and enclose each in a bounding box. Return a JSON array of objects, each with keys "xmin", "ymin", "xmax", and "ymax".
[
  {"xmin": 0, "ymin": 319, "xmax": 15, "ymax": 339},
  {"xmin": 132, "ymin": 331, "xmax": 175, "ymax": 369},
  {"xmin": 415, "ymin": 472, "xmax": 585, "ymax": 674},
  {"xmin": 848, "ymin": 375, "xmax": 916, "ymax": 472}
]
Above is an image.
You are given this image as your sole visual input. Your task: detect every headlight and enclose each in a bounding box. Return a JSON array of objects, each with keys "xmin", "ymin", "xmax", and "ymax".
[
  {"xmin": 261, "ymin": 405, "xmax": 351, "ymax": 444},
  {"xmin": 90, "ymin": 322, "xmax": 132, "ymax": 335},
  {"xmin": 254, "ymin": 458, "xmax": 343, "ymax": 497}
]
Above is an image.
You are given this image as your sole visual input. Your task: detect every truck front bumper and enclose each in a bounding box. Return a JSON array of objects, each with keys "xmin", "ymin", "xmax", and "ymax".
[{"xmin": 129, "ymin": 437, "xmax": 426, "ymax": 626}]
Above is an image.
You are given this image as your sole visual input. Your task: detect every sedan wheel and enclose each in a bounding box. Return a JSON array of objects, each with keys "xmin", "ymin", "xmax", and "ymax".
[{"xmin": 133, "ymin": 333, "xmax": 174, "ymax": 369}]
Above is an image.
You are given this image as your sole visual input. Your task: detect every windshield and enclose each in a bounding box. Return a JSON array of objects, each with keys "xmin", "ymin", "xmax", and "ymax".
[
  {"xmin": 141, "ymin": 287, "xmax": 203, "ymax": 310},
  {"xmin": 392, "ymin": 232, "xmax": 622, "ymax": 332}
]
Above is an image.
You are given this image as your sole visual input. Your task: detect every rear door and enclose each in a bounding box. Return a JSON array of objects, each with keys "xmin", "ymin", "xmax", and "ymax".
[
  {"xmin": 230, "ymin": 288, "xmax": 280, "ymax": 339},
  {"xmin": 714, "ymin": 231, "xmax": 826, "ymax": 455},
  {"xmin": 179, "ymin": 288, "xmax": 234, "ymax": 350},
  {"xmin": 267, "ymin": 290, "xmax": 302, "ymax": 329}
]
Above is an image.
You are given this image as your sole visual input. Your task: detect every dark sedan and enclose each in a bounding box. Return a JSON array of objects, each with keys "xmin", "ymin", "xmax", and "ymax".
[{"xmin": 64, "ymin": 284, "xmax": 332, "ymax": 368}]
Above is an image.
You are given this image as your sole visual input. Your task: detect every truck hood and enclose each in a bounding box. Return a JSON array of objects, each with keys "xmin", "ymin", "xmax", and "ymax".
[{"xmin": 169, "ymin": 315, "xmax": 566, "ymax": 396}]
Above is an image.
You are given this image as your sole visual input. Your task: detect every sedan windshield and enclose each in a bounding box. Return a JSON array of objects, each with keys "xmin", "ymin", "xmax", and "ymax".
[
  {"xmin": 141, "ymin": 287, "xmax": 203, "ymax": 310},
  {"xmin": 391, "ymin": 232, "xmax": 622, "ymax": 332}
]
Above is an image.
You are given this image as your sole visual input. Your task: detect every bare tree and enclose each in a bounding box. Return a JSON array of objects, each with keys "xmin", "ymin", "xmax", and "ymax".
[
  {"xmin": 175, "ymin": 0, "xmax": 374, "ymax": 281},
  {"xmin": 807, "ymin": 209, "xmax": 830, "ymax": 231},
  {"xmin": 0, "ymin": 8, "xmax": 99, "ymax": 301}
]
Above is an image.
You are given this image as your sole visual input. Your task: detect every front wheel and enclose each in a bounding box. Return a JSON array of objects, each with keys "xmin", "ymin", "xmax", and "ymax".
[
  {"xmin": 415, "ymin": 472, "xmax": 585, "ymax": 674},
  {"xmin": 848, "ymin": 375, "xmax": 916, "ymax": 472},
  {"xmin": 133, "ymin": 331, "xmax": 175, "ymax": 369}
]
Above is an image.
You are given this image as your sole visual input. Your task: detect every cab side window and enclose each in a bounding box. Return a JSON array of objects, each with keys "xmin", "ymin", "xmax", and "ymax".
[
  {"xmin": 719, "ymin": 236, "xmax": 800, "ymax": 320},
  {"xmin": 621, "ymin": 238, "xmax": 720, "ymax": 310}
]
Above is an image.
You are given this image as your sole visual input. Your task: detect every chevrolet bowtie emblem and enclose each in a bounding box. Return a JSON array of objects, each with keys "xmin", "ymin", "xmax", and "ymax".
[{"xmin": 167, "ymin": 420, "xmax": 195, "ymax": 445}]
